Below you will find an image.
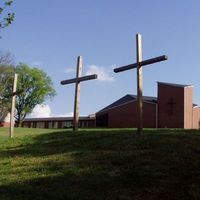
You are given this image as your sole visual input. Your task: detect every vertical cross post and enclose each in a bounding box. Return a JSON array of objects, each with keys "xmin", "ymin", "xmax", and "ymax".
[
  {"xmin": 61, "ymin": 56, "xmax": 98, "ymax": 133},
  {"xmin": 136, "ymin": 34, "xmax": 143, "ymax": 135},
  {"xmin": 73, "ymin": 56, "xmax": 82, "ymax": 132},
  {"xmin": 9, "ymin": 73, "xmax": 18, "ymax": 138},
  {"xmin": 113, "ymin": 33, "xmax": 168, "ymax": 135}
]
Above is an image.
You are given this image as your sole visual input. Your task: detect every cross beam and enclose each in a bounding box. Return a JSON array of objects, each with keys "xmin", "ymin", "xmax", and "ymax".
[
  {"xmin": 61, "ymin": 56, "xmax": 98, "ymax": 132},
  {"xmin": 114, "ymin": 55, "xmax": 167, "ymax": 73},
  {"xmin": 61, "ymin": 74, "xmax": 97, "ymax": 85},
  {"xmin": 113, "ymin": 33, "xmax": 168, "ymax": 135}
]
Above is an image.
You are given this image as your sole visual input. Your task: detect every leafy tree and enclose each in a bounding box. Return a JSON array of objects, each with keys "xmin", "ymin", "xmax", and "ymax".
[
  {"xmin": 0, "ymin": 0, "xmax": 14, "ymax": 36},
  {"xmin": 0, "ymin": 58, "xmax": 56, "ymax": 126},
  {"xmin": 15, "ymin": 63, "xmax": 56, "ymax": 126}
]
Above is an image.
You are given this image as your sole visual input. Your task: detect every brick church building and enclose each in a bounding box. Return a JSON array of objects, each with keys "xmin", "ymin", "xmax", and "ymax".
[
  {"xmin": 96, "ymin": 82, "xmax": 200, "ymax": 129},
  {"xmin": 1, "ymin": 81, "xmax": 200, "ymax": 129}
]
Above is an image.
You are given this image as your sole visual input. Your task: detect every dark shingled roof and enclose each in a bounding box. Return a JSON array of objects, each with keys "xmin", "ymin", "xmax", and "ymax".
[
  {"xmin": 97, "ymin": 94, "xmax": 157, "ymax": 113},
  {"xmin": 193, "ymin": 104, "xmax": 199, "ymax": 108},
  {"xmin": 157, "ymin": 82, "xmax": 192, "ymax": 88}
]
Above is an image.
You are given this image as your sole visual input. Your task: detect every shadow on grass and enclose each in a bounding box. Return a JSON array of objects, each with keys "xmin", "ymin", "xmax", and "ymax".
[
  {"xmin": 1, "ymin": 129, "xmax": 199, "ymax": 158},
  {"xmin": 0, "ymin": 129, "xmax": 137, "ymax": 158},
  {"xmin": 1, "ymin": 170, "xmax": 199, "ymax": 200},
  {"xmin": 0, "ymin": 129, "xmax": 200, "ymax": 200}
]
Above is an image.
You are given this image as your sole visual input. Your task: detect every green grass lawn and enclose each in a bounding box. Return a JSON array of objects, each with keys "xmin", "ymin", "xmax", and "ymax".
[{"xmin": 0, "ymin": 128, "xmax": 200, "ymax": 200}]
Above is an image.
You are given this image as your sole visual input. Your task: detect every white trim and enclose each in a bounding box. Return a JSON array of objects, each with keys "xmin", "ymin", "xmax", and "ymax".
[
  {"xmin": 24, "ymin": 116, "xmax": 95, "ymax": 122},
  {"xmin": 157, "ymin": 81, "xmax": 193, "ymax": 88},
  {"xmin": 193, "ymin": 105, "xmax": 200, "ymax": 108}
]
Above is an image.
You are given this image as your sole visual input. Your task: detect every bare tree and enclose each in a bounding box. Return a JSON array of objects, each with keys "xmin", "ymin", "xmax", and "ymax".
[
  {"xmin": 0, "ymin": 51, "xmax": 15, "ymax": 65},
  {"xmin": 0, "ymin": 51, "xmax": 15, "ymax": 120}
]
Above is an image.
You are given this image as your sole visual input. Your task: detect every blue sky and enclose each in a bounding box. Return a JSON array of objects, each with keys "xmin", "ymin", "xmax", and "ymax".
[{"xmin": 1, "ymin": 0, "xmax": 200, "ymax": 117}]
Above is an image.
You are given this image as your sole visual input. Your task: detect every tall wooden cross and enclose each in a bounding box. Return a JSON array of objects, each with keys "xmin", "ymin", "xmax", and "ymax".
[
  {"xmin": 61, "ymin": 56, "xmax": 98, "ymax": 132},
  {"xmin": 113, "ymin": 33, "xmax": 168, "ymax": 135},
  {"xmin": 10, "ymin": 73, "xmax": 18, "ymax": 138}
]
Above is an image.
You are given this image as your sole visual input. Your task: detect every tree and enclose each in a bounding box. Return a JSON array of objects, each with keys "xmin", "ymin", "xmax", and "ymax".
[
  {"xmin": 0, "ymin": 64, "xmax": 14, "ymax": 119},
  {"xmin": 15, "ymin": 63, "xmax": 56, "ymax": 126},
  {"xmin": 0, "ymin": 0, "xmax": 14, "ymax": 32},
  {"xmin": 0, "ymin": 51, "xmax": 15, "ymax": 65},
  {"xmin": 0, "ymin": 52, "xmax": 15, "ymax": 119}
]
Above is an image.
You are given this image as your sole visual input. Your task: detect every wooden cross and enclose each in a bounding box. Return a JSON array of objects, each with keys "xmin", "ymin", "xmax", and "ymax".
[
  {"xmin": 167, "ymin": 98, "xmax": 176, "ymax": 115},
  {"xmin": 61, "ymin": 56, "xmax": 98, "ymax": 132},
  {"xmin": 113, "ymin": 33, "xmax": 168, "ymax": 135},
  {"xmin": 10, "ymin": 73, "xmax": 18, "ymax": 138}
]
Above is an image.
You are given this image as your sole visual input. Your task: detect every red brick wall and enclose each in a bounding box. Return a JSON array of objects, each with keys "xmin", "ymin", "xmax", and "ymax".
[
  {"xmin": 184, "ymin": 87, "xmax": 193, "ymax": 129},
  {"xmin": 104, "ymin": 101, "xmax": 156, "ymax": 128},
  {"xmin": 193, "ymin": 107, "xmax": 200, "ymax": 129},
  {"xmin": 0, "ymin": 122, "xmax": 10, "ymax": 127},
  {"xmin": 158, "ymin": 84, "xmax": 185, "ymax": 128}
]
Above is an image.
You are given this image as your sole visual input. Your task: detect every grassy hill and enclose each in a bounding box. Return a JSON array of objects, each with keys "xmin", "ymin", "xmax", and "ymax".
[{"xmin": 0, "ymin": 128, "xmax": 200, "ymax": 200}]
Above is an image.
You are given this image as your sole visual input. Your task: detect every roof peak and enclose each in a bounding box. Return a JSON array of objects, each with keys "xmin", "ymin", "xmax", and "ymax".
[
  {"xmin": 97, "ymin": 94, "xmax": 157, "ymax": 113},
  {"xmin": 127, "ymin": 94, "xmax": 157, "ymax": 99},
  {"xmin": 157, "ymin": 81, "xmax": 193, "ymax": 88}
]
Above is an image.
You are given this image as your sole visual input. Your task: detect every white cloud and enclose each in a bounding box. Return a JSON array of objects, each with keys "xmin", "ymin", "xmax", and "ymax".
[
  {"xmin": 29, "ymin": 104, "xmax": 74, "ymax": 118},
  {"xmin": 86, "ymin": 65, "xmax": 115, "ymax": 82},
  {"xmin": 29, "ymin": 104, "xmax": 51, "ymax": 118},
  {"xmin": 64, "ymin": 68, "xmax": 75, "ymax": 73}
]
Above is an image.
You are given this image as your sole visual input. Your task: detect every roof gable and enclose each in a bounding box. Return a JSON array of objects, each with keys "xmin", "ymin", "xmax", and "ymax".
[
  {"xmin": 97, "ymin": 94, "xmax": 157, "ymax": 113},
  {"xmin": 157, "ymin": 81, "xmax": 192, "ymax": 88}
]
